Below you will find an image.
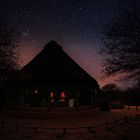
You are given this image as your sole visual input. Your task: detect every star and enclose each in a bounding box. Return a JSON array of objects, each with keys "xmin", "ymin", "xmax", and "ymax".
[
  {"xmin": 79, "ymin": 7, "xmax": 83, "ymax": 11},
  {"xmin": 21, "ymin": 32, "xmax": 29, "ymax": 37}
]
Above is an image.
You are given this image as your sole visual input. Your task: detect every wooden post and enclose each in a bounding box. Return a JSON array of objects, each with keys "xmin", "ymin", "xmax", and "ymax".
[
  {"xmin": 76, "ymin": 90, "xmax": 79, "ymax": 110},
  {"xmin": 91, "ymin": 89, "xmax": 95, "ymax": 109},
  {"xmin": 0, "ymin": 121, "xmax": 5, "ymax": 130},
  {"xmin": 48, "ymin": 98, "xmax": 51, "ymax": 111},
  {"xmin": 15, "ymin": 123, "xmax": 19, "ymax": 131},
  {"xmin": 136, "ymin": 105, "xmax": 138, "ymax": 111},
  {"xmin": 91, "ymin": 92, "xmax": 94, "ymax": 109}
]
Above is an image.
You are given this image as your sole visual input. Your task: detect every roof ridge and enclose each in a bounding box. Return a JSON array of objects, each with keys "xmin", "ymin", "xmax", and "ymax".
[{"xmin": 44, "ymin": 40, "xmax": 62, "ymax": 50}]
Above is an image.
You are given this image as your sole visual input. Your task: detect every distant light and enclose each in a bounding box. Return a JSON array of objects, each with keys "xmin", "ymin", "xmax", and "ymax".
[{"xmin": 21, "ymin": 32, "xmax": 29, "ymax": 37}]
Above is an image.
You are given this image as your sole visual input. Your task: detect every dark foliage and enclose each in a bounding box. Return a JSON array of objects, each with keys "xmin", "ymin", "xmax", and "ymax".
[
  {"xmin": 102, "ymin": 83, "xmax": 119, "ymax": 92},
  {"xmin": 101, "ymin": 7, "xmax": 140, "ymax": 81},
  {"xmin": 0, "ymin": 21, "xmax": 19, "ymax": 83},
  {"xmin": 0, "ymin": 21, "xmax": 19, "ymax": 111},
  {"xmin": 123, "ymin": 87, "xmax": 140, "ymax": 106},
  {"xmin": 102, "ymin": 83, "xmax": 119, "ymax": 99}
]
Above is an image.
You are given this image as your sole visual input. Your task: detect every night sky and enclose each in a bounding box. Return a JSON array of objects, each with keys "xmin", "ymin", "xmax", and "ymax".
[{"xmin": 0, "ymin": 0, "xmax": 139, "ymax": 87}]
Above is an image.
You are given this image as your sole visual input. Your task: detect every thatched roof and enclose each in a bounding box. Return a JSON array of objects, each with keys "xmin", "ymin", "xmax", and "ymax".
[{"xmin": 9, "ymin": 41, "xmax": 99, "ymax": 88}]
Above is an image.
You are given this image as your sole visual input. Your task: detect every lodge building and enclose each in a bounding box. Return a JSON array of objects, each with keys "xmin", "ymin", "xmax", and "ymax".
[{"xmin": 5, "ymin": 41, "xmax": 100, "ymax": 110}]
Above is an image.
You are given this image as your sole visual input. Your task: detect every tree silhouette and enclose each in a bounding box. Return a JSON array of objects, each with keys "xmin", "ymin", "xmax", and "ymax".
[
  {"xmin": 0, "ymin": 21, "xmax": 19, "ymax": 84},
  {"xmin": 102, "ymin": 83, "xmax": 118, "ymax": 92},
  {"xmin": 0, "ymin": 21, "xmax": 19, "ymax": 110},
  {"xmin": 101, "ymin": 6, "xmax": 140, "ymax": 81},
  {"xmin": 102, "ymin": 83, "xmax": 119, "ymax": 101},
  {"xmin": 124, "ymin": 86, "xmax": 140, "ymax": 107}
]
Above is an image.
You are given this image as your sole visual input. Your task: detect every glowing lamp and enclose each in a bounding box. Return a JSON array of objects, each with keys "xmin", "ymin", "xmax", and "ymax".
[
  {"xmin": 34, "ymin": 90, "xmax": 38, "ymax": 94},
  {"xmin": 51, "ymin": 92, "xmax": 54, "ymax": 98},
  {"xmin": 61, "ymin": 91, "xmax": 65, "ymax": 98}
]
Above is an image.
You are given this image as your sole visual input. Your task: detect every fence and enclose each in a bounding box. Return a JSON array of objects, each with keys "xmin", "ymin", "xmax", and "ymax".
[
  {"xmin": 0, "ymin": 114, "xmax": 140, "ymax": 140},
  {"xmin": 124, "ymin": 105, "xmax": 140, "ymax": 111}
]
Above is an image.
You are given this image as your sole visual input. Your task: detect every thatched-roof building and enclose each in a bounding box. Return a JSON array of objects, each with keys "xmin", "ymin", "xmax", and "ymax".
[{"xmin": 6, "ymin": 41, "xmax": 99, "ymax": 110}]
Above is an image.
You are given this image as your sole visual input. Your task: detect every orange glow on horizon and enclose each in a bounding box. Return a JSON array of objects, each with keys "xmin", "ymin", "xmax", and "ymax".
[{"xmin": 19, "ymin": 41, "xmax": 127, "ymax": 89}]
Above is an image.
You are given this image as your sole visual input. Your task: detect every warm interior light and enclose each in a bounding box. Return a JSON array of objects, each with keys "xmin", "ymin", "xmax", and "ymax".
[
  {"xmin": 50, "ymin": 92, "xmax": 55, "ymax": 103},
  {"xmin": 51, "ymin": 92, "xmax": 54, "ymax": 98},
  {"xmin": 61, "ymin": 91, "xmax": 65, "ymax": 98}
]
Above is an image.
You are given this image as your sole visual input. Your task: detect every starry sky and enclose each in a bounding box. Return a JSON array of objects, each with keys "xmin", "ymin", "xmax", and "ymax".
[{"xmin": 0, "ymin": 0, "xmax": 139, "ymax": 88}]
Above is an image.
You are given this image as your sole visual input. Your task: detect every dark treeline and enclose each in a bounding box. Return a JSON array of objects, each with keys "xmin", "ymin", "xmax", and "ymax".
[
  {"xmin": 99, "ymin": 1, "xmax": 140, "ymax": 111},
  {"xmin": 99, "ymin": 83, "xmax": 140, "ymax": 111}
]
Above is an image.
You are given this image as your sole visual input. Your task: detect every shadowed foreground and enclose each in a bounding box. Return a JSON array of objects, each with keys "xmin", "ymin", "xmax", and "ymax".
[{"xmin": 0, "ymin": 109, "xmax": 140, "ymax": 140}]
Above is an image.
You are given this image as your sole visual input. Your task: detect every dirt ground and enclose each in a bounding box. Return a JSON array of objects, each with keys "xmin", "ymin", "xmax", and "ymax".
[{"xmin": 0, "ymin": 109, "xmax": 140, "ymax": 140}]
